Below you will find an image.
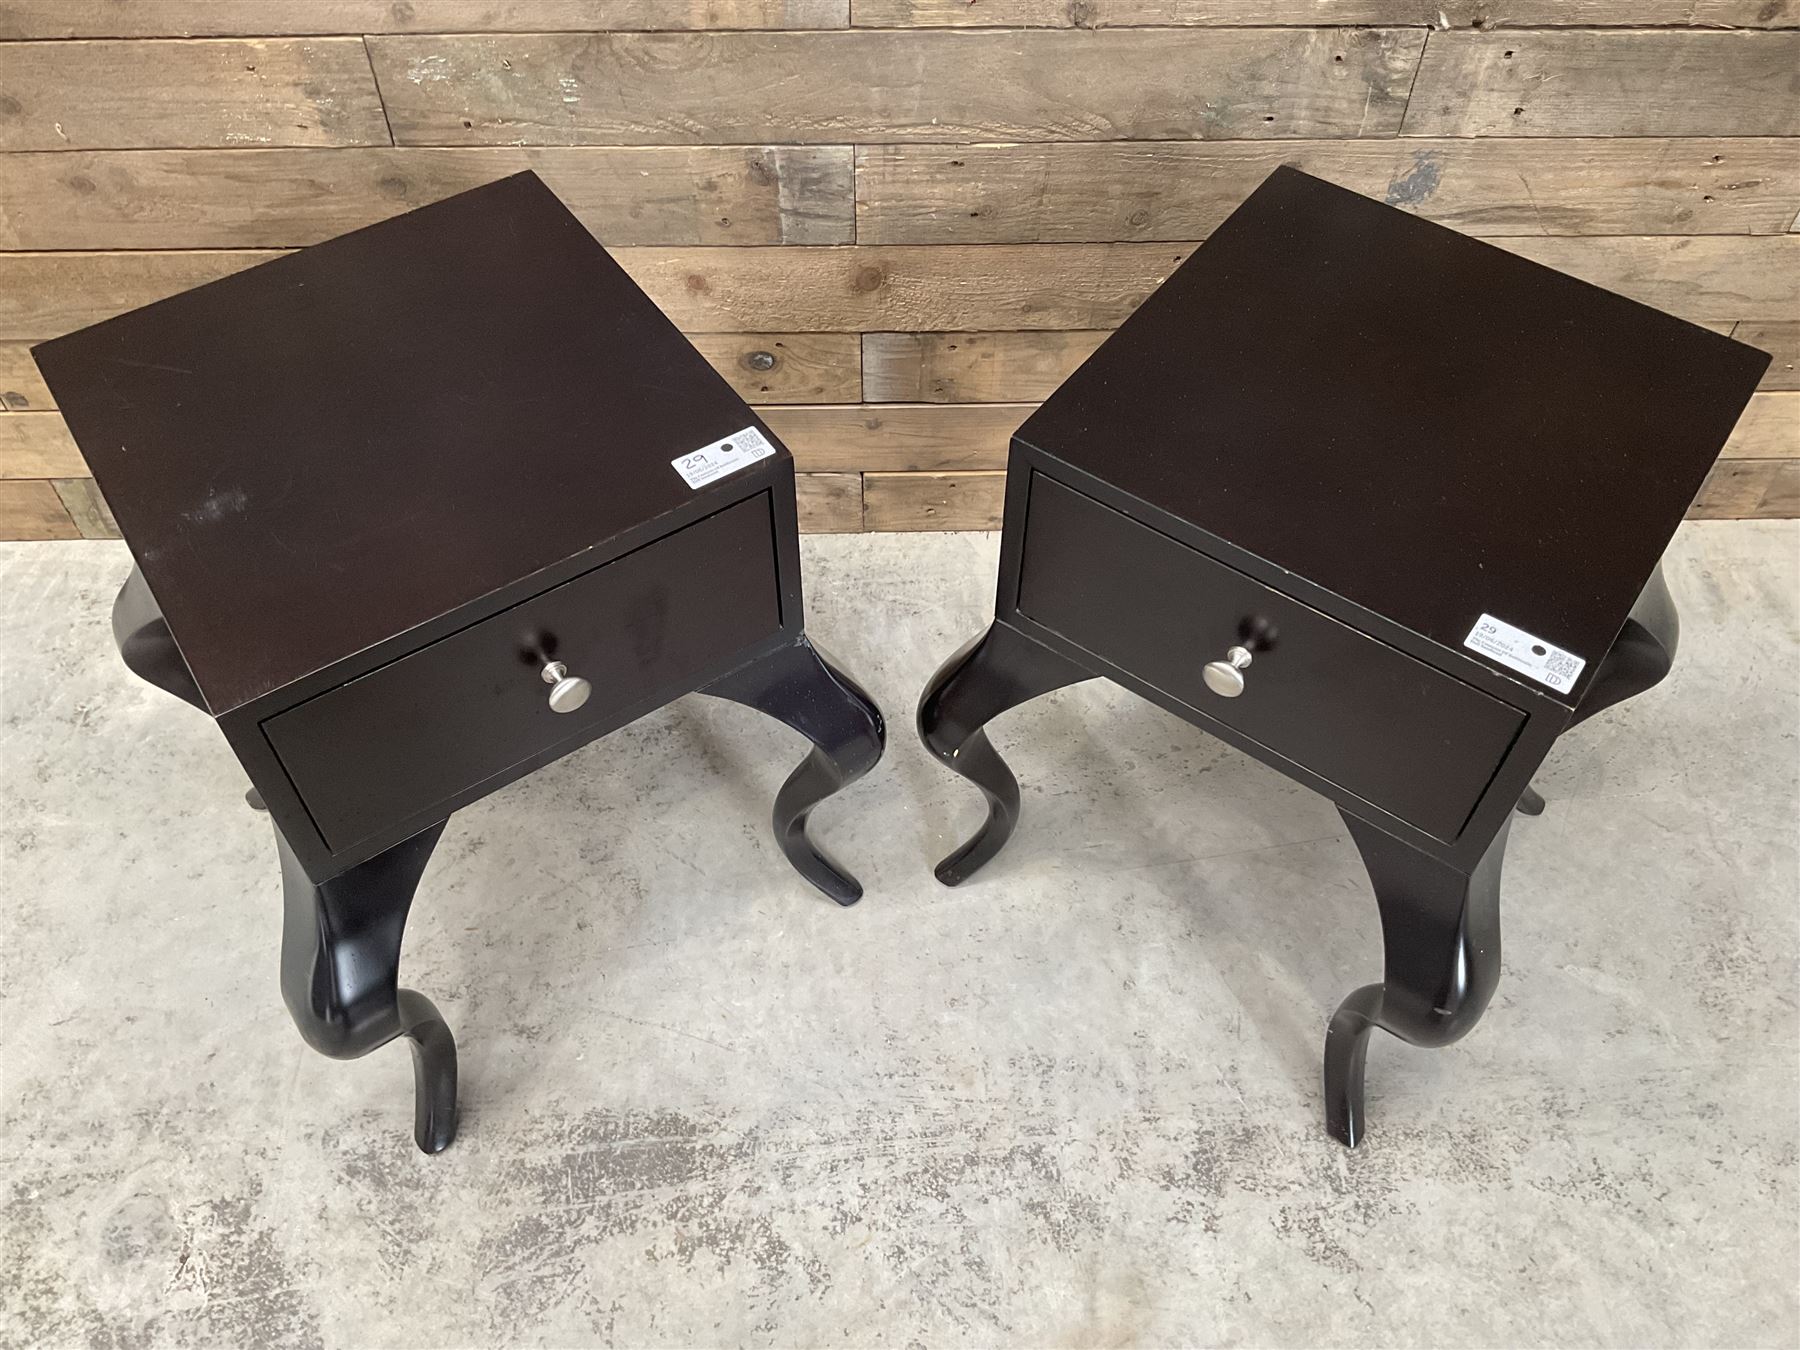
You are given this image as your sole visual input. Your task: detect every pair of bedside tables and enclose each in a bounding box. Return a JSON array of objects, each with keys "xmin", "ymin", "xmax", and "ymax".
[{"xmin": 37, "ymin": 169, "xmax": 1766, "ymax": 1154}]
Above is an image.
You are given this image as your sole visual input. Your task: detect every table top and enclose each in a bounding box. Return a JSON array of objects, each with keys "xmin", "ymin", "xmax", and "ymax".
[
  {"xmin": 1018, "ymin": 166, "xmax": 1768, "ymax": 697},
  {"xmin": 35, "ymin": 172, "xmax": 772, "ymax": 714}
]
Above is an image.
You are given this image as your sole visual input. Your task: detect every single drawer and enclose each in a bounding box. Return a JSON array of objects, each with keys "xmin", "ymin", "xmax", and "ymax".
[
  {"xmin": 266, "ymin": 492, "xmax": 783, "ymax": 852},
  {"xmin": 1016, "ymin": 474, "xmax": 1522, "ymax": 842}
]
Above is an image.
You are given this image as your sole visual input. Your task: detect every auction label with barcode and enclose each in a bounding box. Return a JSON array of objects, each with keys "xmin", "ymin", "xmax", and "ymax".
[
  {"xmin": 1464, "ymin": 614, "xmax": 1586, "ymax": 693},
  {"xmin": 671, "ymin": 426, "xmax": 775, "ymax": 489}
]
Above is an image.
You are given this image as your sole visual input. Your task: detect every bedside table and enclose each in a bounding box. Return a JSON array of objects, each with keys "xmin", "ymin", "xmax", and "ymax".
[
  {"xmin": 918, "ymin": 167, "xmax": 1767, "ymax": 1147},
  {"xmin": 35, "ymin": 173, "xmax": 885, "ymax": 1153}
]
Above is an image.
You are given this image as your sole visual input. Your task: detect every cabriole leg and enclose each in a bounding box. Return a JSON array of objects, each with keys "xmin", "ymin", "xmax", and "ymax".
[
  {"xmin": 1324, "ymin": 812, "xmax": 1513, "ymax": 1148},
  {"xmin": 699, "ymin": 635, "xmax": 886, "ymax": 906},
  {"xmin": 916, "ymin": 620, "xmax": 1096, "ymax": 886},
  {"xmin": 278, "ymin": 820, "xmax": 458, "ymax": 1153},
  {"xmin": 1518, "ymin": 561, "xmax": 1678, "ymax": 815}
]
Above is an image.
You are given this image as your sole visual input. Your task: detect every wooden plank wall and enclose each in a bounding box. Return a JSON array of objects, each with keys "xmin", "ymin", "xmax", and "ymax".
[{"xmin": 0, "ymin": 1, "xmax": 1794, "ymax": 542}]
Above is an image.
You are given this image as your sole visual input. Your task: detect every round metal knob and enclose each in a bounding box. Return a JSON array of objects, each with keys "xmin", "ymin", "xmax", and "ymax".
[
  {"xmin": 1202, "ymin": 645, "xmax": 1253, "ymax": 698},
  {"xmin": 540, "ymin": 660, "xmax": 591, "ymax": 714}
]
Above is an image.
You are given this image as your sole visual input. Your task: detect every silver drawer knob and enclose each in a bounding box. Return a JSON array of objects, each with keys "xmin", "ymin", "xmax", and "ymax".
[
  {"xmin": 540, "ymin": 660, "xmax": 591, "ymax": 714},
  {"xmin": 1202, "ymin": 645, "xmax": 1253, "ymax": 698}
]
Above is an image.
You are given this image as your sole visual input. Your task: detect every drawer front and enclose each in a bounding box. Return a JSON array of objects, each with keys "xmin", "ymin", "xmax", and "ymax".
[
  {"xmin": 1017, "ymin": 474, "xmax": 1522, "ymax": 842},
  {"xmin": 266, "ymin": 492, "xmax": 782, "ymax": 853}
]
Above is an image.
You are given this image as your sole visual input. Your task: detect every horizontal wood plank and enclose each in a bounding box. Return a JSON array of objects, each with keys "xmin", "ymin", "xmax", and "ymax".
[
  {"xmin": 1494, "ymin": 236, "xmax": 1800, "ymax": 325},
  {"xmin": 0, "ymin": 412, "xmax": 84, "ymax": 478},
  {"xmin": 0, "ymin": 342, "xmax": 54, "ymax": 411},
  {"xmin": 0, "ymin": 480, "xmax": 78, "ymax": 539},
  {"xmin": 1690, "ymin": 458, "xmax": 1800, "ymax": 517},
  {"xmin": 850, "ymin": 1, "xmax": 1794, "ymax": 27},
  {"xmin": 1404, "ymin": 31, "xmax": 1800, "ymax": 138},
  {"xmin": 0, "ymin": 1, "xmax": 848, "ymax": 37},
  {"xmin": 0, "ymin": 251, "xmax": 286, "ymax": 340},
  {"xmin": 863, "ymin": 471, "xmax": 1006, "ymax": 531},
  {"xmin": 612, "ymin": 245, "xmax": 1200, "ymax": 333},
  {"xmin": 368, "ymin": 28, "xmax": 1425, "ymax": 145},
  {"xmin": 0, "ymin": 330, "xmax": 856, "ymax": 408},
  {"xmin": 695, "ymin": 334, "xmax": 862, "ymax": 403},
  {"xmin": 795, "ymin": 473, "xmax": 864, "ymax": 533},
  {"xmin": 7, "ymin": 239, "xmax": 1796, "ymax": 340},
  {"xmin": 862, "ymin": 331, "xmax": 1105, "ymax": 402},
  {"xmin": 0, "ymin": 39, "xmax": 390, "ymax": 151},
  {"xmin": 857, "ymin": 139, "xmax": 1800, "ymax": 243},
  {"xmin": 1735, "ymin": 321, "xmax": 1799, "ymax": 391},
  {"xmin": 761, "ymin": 404, "xmax": 1027, "ymax": 471},
  {"xmin": 0, "ymin": 147, "xmax": 854, "ymax": 249},
  {"xmin": 51, "ymin": 478, "xmax": 118, "ymax": 539},
  {"xmin": 1722, "ymin": 392, "xmax": 1799, "ymax": 459}
]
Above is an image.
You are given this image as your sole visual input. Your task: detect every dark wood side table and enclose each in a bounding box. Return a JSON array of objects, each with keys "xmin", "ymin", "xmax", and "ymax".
[
  {"xmin": 918, "ymin": 167, "xmax": 1768, "ymax": 1147},
  {"xmin": 35, "ymin": 173, "xmax": 886, "ymax": 1153}
]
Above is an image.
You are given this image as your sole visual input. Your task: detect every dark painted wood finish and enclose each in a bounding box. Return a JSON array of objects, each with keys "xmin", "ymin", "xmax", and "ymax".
[
  {"xmin": 1017, "ymin": 473, "xmax": 1524, "ymax": 844},
  {"xmin": 1016, "ymin": 166, "xmax": 1768, "ymax": 707},
  {"xmin": 919, "ymin": 166, "xmax": 1765, "ymax": 1147},
  {"xmin": 49, "ymin": 173, "xmax": 887, "ymax": 1151},
  {"xmin": 34, "ymin": 172, "xmax": 772, "ymax": 718},
  {"xmin": 267, "ymin": 492, "xmax": 784, "ymax": 855}
]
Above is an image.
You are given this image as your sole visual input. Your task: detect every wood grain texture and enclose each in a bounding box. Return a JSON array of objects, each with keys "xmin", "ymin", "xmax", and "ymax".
[
  {"xmin": 862, "ymin": 331, "xmax": 1106, "ymax": 401},
  {"xmin": 0, "ymin": 327, "xmax": 856, "ymax": 406},
  {"xmin": 863, "ymin": 471, "xmax": 1006, "ymax": 530},
  {"xmin": 1690, "ymin": 458, "xmax": 1800, "ymax": 517},
  {"xmin": 696, "ymin": 334, "xmax": 862, "ymax": 402},
  {"xmin": 857, "ymin": 139, "xmax": 1800, "ymax": 243},
  {"xmin": 1735, "ymin": 321, "xmax": 1799, "ymax": 391},
  {"xmin": 0, "ymin": 342, "xmax": 54, "ymax": 411},
  {"xmin": 1492, "ymin": 235, "xmax": 1800, "ymax": 324},
  {"xmin": 0, "ymin": 251, "xmax": 284, "ymax": 340},
  {"xmin": 0, "ymin": 1, "xmax": 849, "ymax": 37},
  {"xmin": 795, "ymin": 472, "xmax": 864, "ymax": 532},
  {"xmin": 851, "ymin": 1, "xmax": 1797, "ymax": 27},
  {"xmin": 10, "ymin": 238, "xmax": 1793, "ymax": 342},
  {"xmin": 0, "ymin": 480, "xmax": 78, "ymax": 539},
  {"xmin": 760, "ymin": 404, "xmax": 1027, "ymax": 471},
  {"xmin": 0, "ymin": 412, "xmax": 84, "ymax": 478},
  {"xmin": 613, "ymin": 244, "xmax": 1198, "ymax": 332},
  {"xmin": 1721, "ymin": 392, "xmax": 1799, "ymax": 458},
  {"xmin": 52, "ymin": 477, "xmax": 118, "ymax": 538},
  {"xmin": 368, "ymin": 28, "xmax": 1426, "ymax": 145},
  {"xmin": 0, "ymin": 147, "xmax": 854, "ymax": 249},
  {"xmin": 0, "ymin": 39, "xmax": 390, "ymax": 151},
  {"xmin": 1404, "ymin": 31, "xmax": 1800, "ymax": 137}
]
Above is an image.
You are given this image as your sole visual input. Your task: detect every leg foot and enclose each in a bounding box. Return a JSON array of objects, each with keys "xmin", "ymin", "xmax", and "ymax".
[
  {"xmin": 1323, "ymin": 811, "xmax": 1512, "ymax": 1147},
  {"xmin": 1514, "ymin": 786, "xmax": 1545, "ymax": 816},
  {"xmin": 278, "ymin": 820, "xmax": 458, "ymax": 1153},
  {"xmin": 699, "ymin": 636, "xmax": 885, "ymax": 905},
  {"xmin": 916, "ymin": 621, "xmax": 1095, "ymax": 886}
]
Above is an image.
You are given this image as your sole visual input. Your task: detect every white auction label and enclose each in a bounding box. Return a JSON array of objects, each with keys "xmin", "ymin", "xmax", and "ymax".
[
  {"xmin": 1464, "ymin": 613, "xmax": 1586, "ymax": 693},
  {"xmin": 671, "ymin": 426, "xmax": 775, "ymax": 489}
]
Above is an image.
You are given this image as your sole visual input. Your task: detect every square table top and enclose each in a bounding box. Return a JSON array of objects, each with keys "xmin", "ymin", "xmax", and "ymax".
[
  {"xmin": 35, "ymin": 172, "xmax": 771, "ymax": 714},
  {"xmin": 1018, "ymin": 166, "xmax": 1768, "ymax": 698}
]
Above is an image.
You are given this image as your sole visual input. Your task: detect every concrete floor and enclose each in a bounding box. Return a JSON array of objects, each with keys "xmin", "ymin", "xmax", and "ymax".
[{"xmin": 2, "ymin": 524, "xmax": 1796, "ymax": 1349}]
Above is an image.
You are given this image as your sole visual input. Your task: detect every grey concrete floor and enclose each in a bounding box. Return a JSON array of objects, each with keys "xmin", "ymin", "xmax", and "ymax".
[{"xmin": 2, "ymin": 524, "xmax": 1797, "ymax": 1349}]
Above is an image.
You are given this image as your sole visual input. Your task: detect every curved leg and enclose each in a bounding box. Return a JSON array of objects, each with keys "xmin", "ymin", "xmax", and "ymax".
[
  {"xmin": 277, "ymin": 820, "xmax": 458, "ymax": 1153},
  {"xmin": 1518, "ymin": 562, "xmax": 1679, "ymax": 814},
  {"xmin": 699, "ymin": 635, "xmax": 885, "ymax": 906},
  {"xmin": 1324, "ymin": 811, "xmax": 1513, "ymax": 1148},
  {"xmin": 116, "ymin": 565, "xmax": 269, "ymax": 811},
  {"xmin": 916, "ymin": 620, "xmax": 1096, "ymax": 887},
  {"xmin": 113, "ymin": 565, "xmax": 203, "ymax": 711}
]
